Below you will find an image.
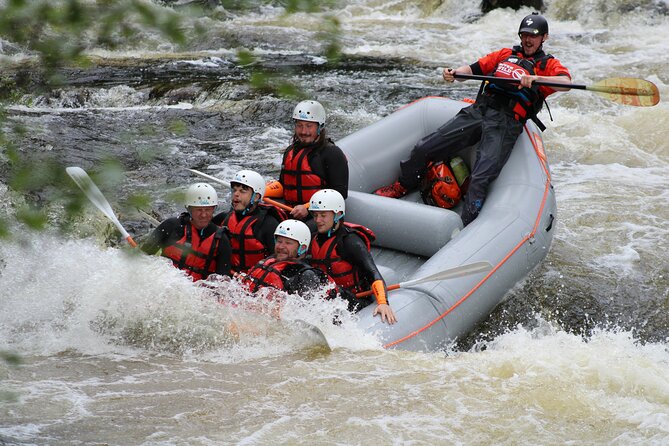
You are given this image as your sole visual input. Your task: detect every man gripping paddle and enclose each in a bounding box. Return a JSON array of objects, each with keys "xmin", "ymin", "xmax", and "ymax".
[
  {"xmin": 375, "ymin": 12, "xmax": 571, "ymax": 226},
  {"xmin": 141, "ymin": 183, "xmax": 232, "ymax": 281}
]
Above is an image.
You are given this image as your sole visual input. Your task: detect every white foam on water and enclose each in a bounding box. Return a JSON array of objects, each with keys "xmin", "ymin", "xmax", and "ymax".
[
  {"xmin": 230, "ymin": 319, "xmax": 669, "ymax": 444},
  {"xmin": 221, "ymin": 125, "xmax": 290, "ymax": 173},
  {"xmin": 468, "ymin": 321, "xmax": 669, "ymax": 435},
  {"xmin": 551, "ymin": 160, "xmax": 669, "ymax": 279},
  {"xmin": 0, "ymin": 233, "xmax": 383, "ymax": 363}
]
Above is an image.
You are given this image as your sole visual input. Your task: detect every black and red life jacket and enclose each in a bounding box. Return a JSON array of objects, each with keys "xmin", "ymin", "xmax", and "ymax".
[
  {"xmin": 243, "ymin": 257, "xmax": 309, "ymax": 292},
  {"xmin": 280, "ymin": 145, "xmax": 326, "ymax": 206},
  {"xmin": 308, "ymin": 222, "xmax": 376, "ymax": 293},
  {"xmin": 162, "ymin": 223, "xmax": 224, "ymax": 281},
  {"xmin": 223, "ymin": 205, "xmax": 287, "ymax": 274},
  {"xmin": 485, "ymin": 46, "xmax": 554, "ymax": 125},
  {"xmin": 420, "ymin": 161, "xmax": 462, "ymax": 209}
]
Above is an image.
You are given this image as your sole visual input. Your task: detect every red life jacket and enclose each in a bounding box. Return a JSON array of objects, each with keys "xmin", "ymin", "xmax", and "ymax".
[
  {"xmin": 486, "ymin": 47, "xmax": 554, "ymax": 122},
  {"xmin": 223, "ymin": 207, "xmax": 275, "ymax": 274},
  {"xmin": 162, "ymin": 223, "xmax": 224, "ymax": 281},
  {"xmin": 420, "ymin": 161, "xmax": 462, "ymax": 209},
  {"xmin": 280, "ymin": 145, "xmax": 326, "ymax": 206},
  {"xmin": 243, "ymin": 257, "xmax": 302, "ymax": 292},
  {"xmin": 308, "ymin": 222, "xmax": 376, "ymax": 293}
]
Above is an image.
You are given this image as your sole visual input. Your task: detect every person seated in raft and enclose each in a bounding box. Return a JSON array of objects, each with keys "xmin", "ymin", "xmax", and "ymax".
[
  {"xmin": 242, "ymin": 219, "xmax": 334, "ymax": 297},
  {"xmin": 141, "ymin": 182, "xmax": 232, "ymax": 281},
  {"xmin": 374, "ymin": 12, "xmax": 571, "ymax": 226},
  {"xmin": 277, "ymin": 100, "xmax": 348, "ymax": 225},
  {"xmin": 307, "ymin": 189, "xmax": 398, "ymax": 325},
  {"xmin": 211, "ymin": 169, "xmax": 286, "ymax": 275}
]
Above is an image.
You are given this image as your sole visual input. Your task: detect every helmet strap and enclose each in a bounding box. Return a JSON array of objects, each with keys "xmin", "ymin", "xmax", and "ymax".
[
  {"xmin": 242, "ymin": 193, "xmax": 258, "ymax": 216},
  {"xmin": 327, "ymin": 212, "xmax": 344, "ymax": 237}
]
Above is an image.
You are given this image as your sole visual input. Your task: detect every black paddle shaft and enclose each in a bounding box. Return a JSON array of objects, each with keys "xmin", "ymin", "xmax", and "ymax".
[{"xmin": 454, "ymin": 72, "xmax": 585, "ymax": 90}]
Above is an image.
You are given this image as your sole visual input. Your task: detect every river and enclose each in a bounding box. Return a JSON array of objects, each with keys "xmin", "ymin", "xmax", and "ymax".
[{"xmin": 1, "ymin": 0, "xmax": 668, "ymax": 444}]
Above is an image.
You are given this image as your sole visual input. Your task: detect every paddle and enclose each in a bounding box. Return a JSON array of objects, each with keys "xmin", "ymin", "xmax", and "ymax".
[
  {"xmin": 66, "ymin": 166, "xmax": 138, "ymax": 247},
  {"xmin": 454, "ymin": 73, "xmax": 660, "ymax": 107},
  {"xmin": 186, "ymin": 168, "xmax": 296, "ymax": 212},
  {"xmin": 135, "ymin": 208, "xmax": 161, "ymax": 226},
  {"xmin": 356, "ymin": 261, "xmax": 493, "ymax": 298},
  {"xmin": 293, "ymin": 319, "xmax": 331, "ymax": 351}
]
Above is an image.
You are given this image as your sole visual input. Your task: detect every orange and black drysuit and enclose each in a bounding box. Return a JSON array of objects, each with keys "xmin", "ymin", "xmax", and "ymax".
[
  {"xmin": 308, "ymin": 222, "xmax": 387, "ymax": 312},
  {"xmin": 279, "ymin": 136, "xmax": 349, "ymax": 207},
  {"xmin": 397, "ymin": 44, "xmax": 570, "ymax": 225},
  {"xmin": 141, "ymin": 212, "xmax": 231, "ymax": 281},
  {"xmin": 480, "ymin": 46, "xmax": 558, "ymax": 129},
  {"xmin": 213, "ymin": 204, "xmax": 282, "ymax": 274}
]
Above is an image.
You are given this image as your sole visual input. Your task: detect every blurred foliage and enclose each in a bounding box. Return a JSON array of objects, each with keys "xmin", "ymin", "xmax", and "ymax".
[
  {"xmin": 1, "ymin": 351, "xmax": 21, "ymax": 365},
  {"xmin": 0, "ymin": 0, "xmax": 186, "ymax": 85},
  {"xmin": 0, "ymin": 0, "xmax": 341, "ymax": 242},
  {"xmin": 318, "ymin": 15, "xmax": 342, "ymax": 65},
  {"xmin": 1, "ymin": 351, "xmax": 21, "ymax": 403}
]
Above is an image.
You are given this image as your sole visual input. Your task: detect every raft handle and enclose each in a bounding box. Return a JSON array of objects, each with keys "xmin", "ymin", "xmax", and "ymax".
[{"xmin": 545, "ymin": 213, "xmax": 554, "ymax": 232}]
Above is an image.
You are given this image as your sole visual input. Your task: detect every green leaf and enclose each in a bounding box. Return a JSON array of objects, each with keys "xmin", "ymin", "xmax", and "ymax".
[
  {"xmin": 126, "ymin": 193, "xmax": 151, "ymax": 210},
  {"xmin": 167, "ymin": 119, "xmax": 188, "ymax": 136},
  {"xmin": 16, "ymin": 205, "xmax": 49, "ymax": 230},
  {"xmin": 236, "ymin": 49, "xmax": 256, "ymax": 66},
  {"xmin": 0, "ymin": 218, "xmax": 10, "ymax": 239},
  {"xmin": 1, "ymin": 351, "xmax": 22, "ymax": 365}
]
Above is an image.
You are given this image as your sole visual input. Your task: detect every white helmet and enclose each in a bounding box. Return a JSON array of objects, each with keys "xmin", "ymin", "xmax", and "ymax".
[
  {"xmin": 274, "ymin": 219, "xmax": 311, "ymax": 256},
  {"xmin": 292, "ymin": 100, "xmax": 326, "ymax": 126},
  {"xmin": 309, "ymin": 189, "xmax": 345, "ymax": 214},
  {"xmin": 231, "ymin": 169, "xmax": 265, "ymax": 200},
  {"xmin": 185, "ymin": 183, "xmax": 218, "ymax": 208}
]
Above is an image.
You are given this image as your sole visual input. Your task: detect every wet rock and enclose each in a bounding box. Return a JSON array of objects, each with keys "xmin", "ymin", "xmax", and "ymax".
[
  {"xmin": 0, "ymin": 39, "xmax": 23, "ymax": 56},
  {"xmin": 151, "ymin": 85, "xmax": 203, "ymax": 104}
]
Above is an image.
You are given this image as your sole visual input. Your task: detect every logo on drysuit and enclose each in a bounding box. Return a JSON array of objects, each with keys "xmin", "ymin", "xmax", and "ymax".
[{"xmin": 494, "ymin": 58, "xmax": 527, "ymax": 81}]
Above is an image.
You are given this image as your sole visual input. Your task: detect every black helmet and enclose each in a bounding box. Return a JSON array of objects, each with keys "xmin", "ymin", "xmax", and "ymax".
[{"xmin": 518, "ymin": 13, "xmax": 549, "ymax": 36}]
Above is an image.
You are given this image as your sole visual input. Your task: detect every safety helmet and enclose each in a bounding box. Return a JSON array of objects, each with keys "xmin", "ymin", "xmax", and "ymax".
[
  {"xmin": 230, "ymin": 169, "xmax": 265, "ymax": 200},
  {"xmin": 274, "ymin": 219, "xmax": 311, "ymax": 256},
  {"xmin": 292, "ymin": 100, "xmax": 326, "ymax": 126},
  {"xmin": 184, "ymin": 183, "xmax": 218, "ymax": 208},
  {"xmin": 518, "ymin": 13, "xmax": 549, "ymax": 36},
  {"xmin": 309, "ymin": 189, "xmax": 345, "ymax": 214}
]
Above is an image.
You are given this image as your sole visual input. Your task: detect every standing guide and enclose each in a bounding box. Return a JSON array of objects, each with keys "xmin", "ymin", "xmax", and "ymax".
[{"xmin": 374, "ymin": 13, "xmax": 571, "ymax": 225}]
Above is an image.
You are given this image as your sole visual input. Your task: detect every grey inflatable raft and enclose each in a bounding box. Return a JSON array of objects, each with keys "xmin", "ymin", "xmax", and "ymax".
[{"xmin": 338, "ymin": 97, "xmax": 556, "ymax": 351}]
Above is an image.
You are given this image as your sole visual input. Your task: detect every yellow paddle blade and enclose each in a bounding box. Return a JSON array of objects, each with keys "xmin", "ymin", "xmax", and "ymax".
[{"xmin": 589, "ymin": 77, "xmax": 660, "ymax": 107}]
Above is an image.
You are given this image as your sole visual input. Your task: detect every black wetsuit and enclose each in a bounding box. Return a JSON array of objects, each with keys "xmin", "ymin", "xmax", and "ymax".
[{"xmin": 141, "ymin": 212, "xmax": 232, "ymax": 277}]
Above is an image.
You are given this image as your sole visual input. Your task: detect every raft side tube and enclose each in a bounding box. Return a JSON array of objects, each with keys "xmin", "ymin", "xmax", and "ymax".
[
  {"xmin": 346, "ymin": 191, "xmax": 463, "ymax": 258},
  {"xmin": 339, "ymin": 97, "xmax": 469, "ymax": 193},
  {"xmin": 336, "ymin": 97, "xmax": 557, "ymax": 351}
]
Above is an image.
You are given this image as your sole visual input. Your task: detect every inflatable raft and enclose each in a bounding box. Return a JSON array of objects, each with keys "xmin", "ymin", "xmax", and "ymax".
[{"xmin": 338, "ymin": 97, "xmax": 556, "ymax": 352}]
